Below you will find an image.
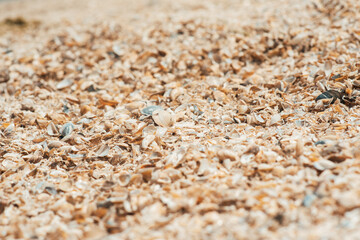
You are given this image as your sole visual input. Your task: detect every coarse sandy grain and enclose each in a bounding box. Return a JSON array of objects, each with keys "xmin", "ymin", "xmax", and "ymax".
[{"xmin": 1, "ymin": 0, "xmax": 360, "ymax": 239}]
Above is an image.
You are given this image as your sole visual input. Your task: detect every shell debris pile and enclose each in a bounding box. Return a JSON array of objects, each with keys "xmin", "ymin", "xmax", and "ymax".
[{"xmin": 1, "ymin": 0, "xmax": 360, "ymax": 239}]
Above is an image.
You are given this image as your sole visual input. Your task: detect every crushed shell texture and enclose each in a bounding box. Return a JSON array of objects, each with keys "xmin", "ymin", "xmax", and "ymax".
[{"xmin": 1, "ymin": 0, "xmax": 360, "ymax": 239}]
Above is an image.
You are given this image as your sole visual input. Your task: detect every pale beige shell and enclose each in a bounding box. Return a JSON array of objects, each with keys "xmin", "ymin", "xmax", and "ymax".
[{"xmin": 152, "ymin": 109, "xmax": 175, "ymax": 128}]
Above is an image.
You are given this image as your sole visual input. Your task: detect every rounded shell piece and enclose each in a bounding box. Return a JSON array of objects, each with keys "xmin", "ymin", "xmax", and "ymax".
[
  {"xmin": 152, "ymin": 109, "xmax": 174, "ymax": 128},
  {"xmin": 141, "ymin": 106, "xmax": 163, "ymax": 116}
]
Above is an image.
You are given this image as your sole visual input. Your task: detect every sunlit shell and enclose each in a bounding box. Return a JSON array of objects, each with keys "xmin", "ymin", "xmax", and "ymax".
[
  {"xmin": 48, "ymin": 140, "xmax": 65, "ymax": 149},
  {"xmin": 170, "ymin": 87, "xmax": 185, "ymax": 101},
  {"xmin": 129, "ymin": 174, "xmax": 143, "ymax": 186},
  {"xmin": 80, "ymin": 105, "xmax": 91, "ymax": 115},
  {"xmin": 56, "ymin": 78, "xmax": 74, "ymax": 90},
  {"xmin": 58, "ymin": 180, "xmax": 73, "ymax": 192},
  {"xmin": 313, "ymin": 159, "xmax": 336, "ymax": 171},
  {"xmin": 141, "ymin": 135, "xmax": 156, "ymax": 149},
  {"xmin": 95, "ymin": 144, "xmax": 110, "ymax": 157},
  {"xmin": 217, "ymin": 149, "xmax": 237, "ymax": 161},
  {"xmin": 125, "ymin": 102, "xmax": 146, "ymax": 112},
  {"xmin": 112, "ymin": 45, "xmax": 124, "ymax": 57},
  {"xmin": 138, "ymin": 168, "xmax": 153, "ymax": 182},
  {"xmin": 253, "ymin": 113, "xmax": 265, "ymax": 124},
  {"xmin": 269, "ymin": 114, "xmax": 281, "ymax": 126},
  {"xmin": 152, "ymin": 109, "xmax": 174, "ymax": 128},
  {"xmin": 295, "ymin": 138, "xmax": 304, "ymax": 158},
  {"xmin": 238, "ymin": 105, "xmax": 249, "ymax": 115},
  {"xmin": 21, "ymin": 98, "xmax": 35, "ymax": 111},
  {"xmin": 119, "ymin": 173, "xmax": 131, "ymax": 186},
  {"xmin": 3, "ymin": 123, "xmax": 15, "ymax": 136},
  {"xmin": 324, "ymin": 60, "xmax": 332, "ymax": 78}
]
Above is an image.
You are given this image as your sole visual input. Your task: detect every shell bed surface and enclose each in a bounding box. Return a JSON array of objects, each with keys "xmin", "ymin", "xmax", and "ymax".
[{"xmin": 1, "ymin": 0, "xmax": 360, "ymax": 239}]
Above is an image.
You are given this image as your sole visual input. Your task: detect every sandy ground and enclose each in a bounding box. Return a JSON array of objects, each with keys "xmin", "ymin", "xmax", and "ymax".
[{"xmin": 1, "ymin": 0, "xmax": 360, "ymax": 239}]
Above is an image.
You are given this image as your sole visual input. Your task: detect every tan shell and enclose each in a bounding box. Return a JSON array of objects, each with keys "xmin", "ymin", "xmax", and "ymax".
[
  {"xmin": 95, "ymin": 144, "xmax": 110, "ymax": 157},
  {"xmin": 119, "ymin": 173, "xmax": 131, "ymax": 186},
  {"xmin": 47, "ymin": 122, "xmax": 59, "ymax": 136},
  {"xmin": 170, "ymin": 87, "xmax": 185, "ymax": 101},
  {"xmin": 269, "ymin": 114, "xmax": 281, "ymax": 126},
  {"xmin": 238, "ymin": 105, "xmax": 249, "ymax": 114},
  {"xmin": 217, "ymin": 149, "xmax": 237, "ymax": 161},
  {"xmin": 152, "ymin": 109, "xmax": 174, "ymax": 128}
]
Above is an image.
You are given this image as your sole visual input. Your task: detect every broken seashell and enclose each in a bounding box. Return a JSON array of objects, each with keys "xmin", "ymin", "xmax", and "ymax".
[
  {"xmin": 313, "ymin": 159, "xmax": 336, "ymax": 171},
  {"xmin": 44, "ymin": 186, "xmax": 57, "ymax": 195},
  {"xmin": 59, "ymin": 180, "xmax": 72, "ymax": 192},
  {"xmin": 295, "ymin": 138, "xmax": 304, "ymax": 158},
  {"xmin": 56, "ymin": 78, "xmax": 74, "ymax": 90},
  {"xmin": 269, "ymin": 114, "xmax": 281, "ymax": 126},
  {"xmin": 272, "ymin": 165, "xmax": 285, "ymax": 177},
  {"xmin": 129, "ymin": 174, "xmax": 143, "ymax": 186},
  {"xmin": 141, "ymin": 135, "xmax": 156, "ymax": 149},
  {"xmin": 217, "ymin": 149, "xmax": 237, "ymax": 161},
  {"xmin": 198, "ymin": 159, "xmax": 211, "ymax": 176},
  {"xmin": 48, "ymin": 140, "xmax": 64, "ymax": 149},
  {"xmin": 80, "ymin": 105, "xmax": 91, "ymax": 115},
  {"xmin": 125, "ymin": 101, "xmax": 146, "ymax": 112},
  {"xmin": 244, "ymin": 145, "xmax": 260, "ymax": 155},
  {"xmin": 3, "ymin": 123, "xmax": 14, "ymax": 136},
  {"xmin": 152, "ymin": 109, "xmax": 174, "ymax": 128},
  {"xmin": 60, "ymin": 122, "xmax": 75, "ymax": 138},
  {"xmin": 238, "ymin": 105, "xmax": 249, "ymax": 114},
  {"xmin": 153, "ymin": 171, "xmax": 172, "ymax": 184},
  {"xmin": 253, "ymin": 113, "xmax": 265, "ymax": 125},
  {"xmin": 141, "ymin": 105, "xmax": 163, "ymax": 116},
  {"xmin": 21, "ymin": 98, "xmax": 35, "ymax": 111},
  {"xmin": 324, "ymin": 60, "xmax": 332, "ymax": 78},
  {"xmin": 170, "ymin": 87, "xmax": 185, "ymax": 101},
  {"xmin": 112, "ymin": 45, "xmax": 124, "ymax": 57},
  {"xmin": 138, "ymin": 168, "xmax": 153, "ymax": 182},
  {"xmin": 315, "ymin": 90, "xmax": 343, "ymax": 104},
  {"xmin": 119, "ymin": 173, "xmax": 131, "ymax": 186},
  {"xmin": 96, "ymin": 144, "xmax": 110, "ymax": 157},
  {"xmin": 35, "ymin": 119, "xmax": 48, "ymax": 129}
]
